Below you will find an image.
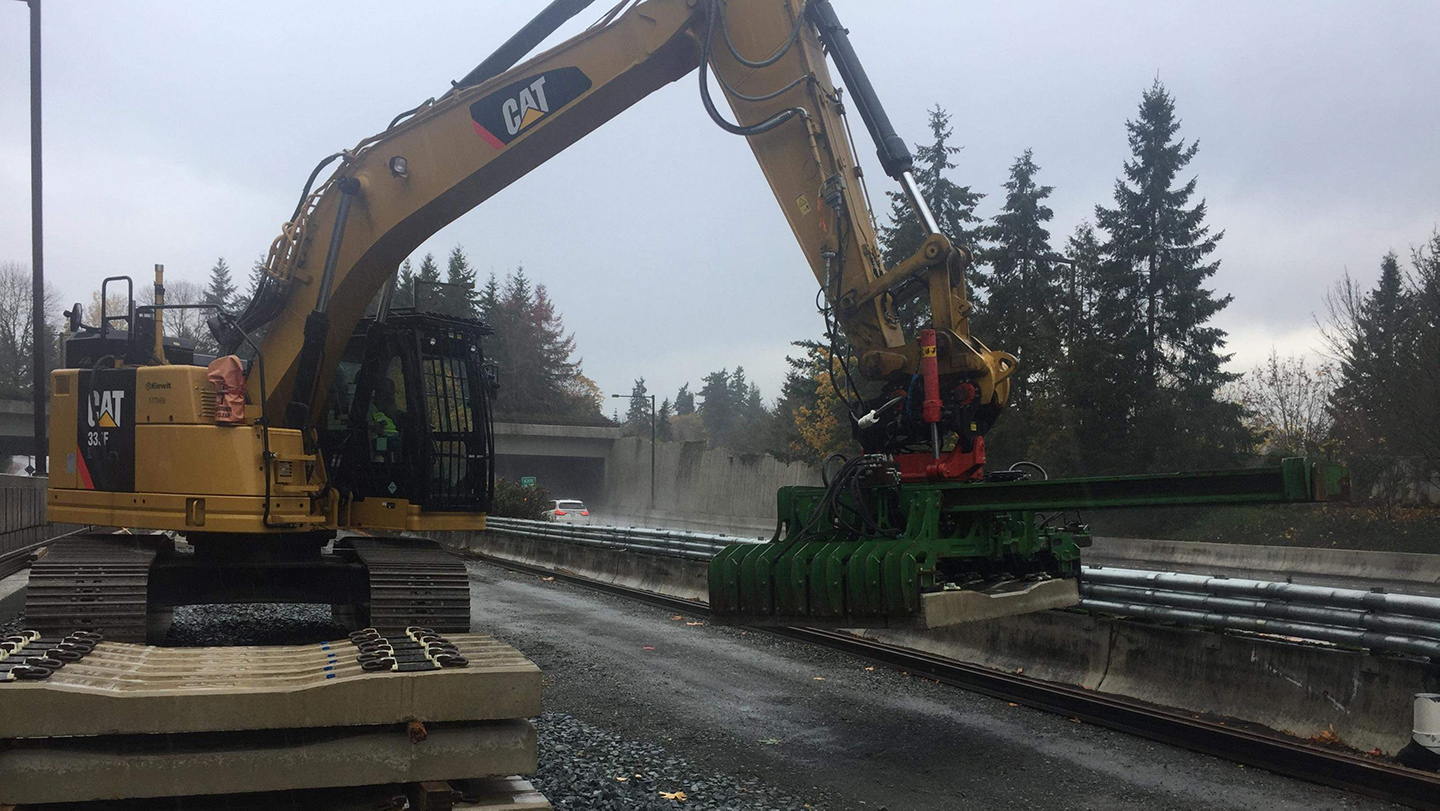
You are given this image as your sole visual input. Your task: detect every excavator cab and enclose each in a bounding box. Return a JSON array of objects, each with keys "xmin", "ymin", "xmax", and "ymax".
[{"xmin": 319, "ymin": 311, "xmax": 497, "ymax": 517}]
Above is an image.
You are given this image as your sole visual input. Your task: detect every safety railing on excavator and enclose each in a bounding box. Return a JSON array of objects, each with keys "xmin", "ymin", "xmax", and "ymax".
[{"xmin": 481, "ymin": 516, "xmax": 1440, "ymax": 659}]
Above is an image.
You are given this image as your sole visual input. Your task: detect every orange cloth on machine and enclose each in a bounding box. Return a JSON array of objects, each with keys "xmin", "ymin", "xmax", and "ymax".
[{"xmin": 207, "ymin": 355, "xmax": 246, "ymax": 424}]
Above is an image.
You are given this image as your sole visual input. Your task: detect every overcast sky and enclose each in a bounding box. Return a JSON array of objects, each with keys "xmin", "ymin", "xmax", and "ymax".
[{"xmin": 2, "ymin": 1, "xmax": 1436, "ymax": 408}]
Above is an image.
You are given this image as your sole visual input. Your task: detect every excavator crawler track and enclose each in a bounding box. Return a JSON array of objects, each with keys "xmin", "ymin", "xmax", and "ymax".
[
  {"xmin": 346, "ymin": 536, "xmax": 471, "ymax": 634},
  {"xmin": 24, "ymin": 534, "xmax": 159, "ymax": 643}
]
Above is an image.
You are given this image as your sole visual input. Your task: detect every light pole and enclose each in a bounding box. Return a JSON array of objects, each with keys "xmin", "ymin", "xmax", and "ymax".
[
  {"xmin": 611, "ymin": 391, "xmax": 655, "ymax": 512},
  {"xmin": 14, "ymin": 0, "xmax": 45, "ymax": 474}
]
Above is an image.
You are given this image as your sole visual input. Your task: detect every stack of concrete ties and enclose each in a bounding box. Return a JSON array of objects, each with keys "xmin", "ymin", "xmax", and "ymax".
[{"xmin": 0, "ymin": 630, "xmax": 549, "ymax": 809}]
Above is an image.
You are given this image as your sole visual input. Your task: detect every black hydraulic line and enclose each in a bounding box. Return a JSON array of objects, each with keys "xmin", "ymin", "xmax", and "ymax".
[
  {"xmin": 291, "ymin": 152, "xmax": 344, "ymax": 222},
  {"xmin": 803, "ymin": 0, "xmax": 913, "ymax": 180},
  {"xmin": 699, "ymin": 1, "xmax": 808, "ymax": 137},
  {"xmin": 454, "ymin": 0, "xmax": 596, "ymax": 90},
  {"xmin": 285, "ymin": 176, "xmax": 360, "ymax": 430}
]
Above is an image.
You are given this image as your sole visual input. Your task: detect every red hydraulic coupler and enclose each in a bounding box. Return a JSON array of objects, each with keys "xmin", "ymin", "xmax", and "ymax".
[{"xmin": 919, "ymin": 329, "xmax": 942, "ymax": 457}]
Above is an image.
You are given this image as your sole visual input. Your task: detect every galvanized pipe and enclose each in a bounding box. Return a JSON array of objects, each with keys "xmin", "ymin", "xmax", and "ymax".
[
  {"xmin": 1078, "ymin": 598, "xmax": 1440, "ymax": 659},
  {"xmin": 1081, "ymin": 566, "xmax": 1440, "ymax": 622},
  {"xmin": 1082, "ymin": 583, "xmax": 1440, "ymax": 642}
]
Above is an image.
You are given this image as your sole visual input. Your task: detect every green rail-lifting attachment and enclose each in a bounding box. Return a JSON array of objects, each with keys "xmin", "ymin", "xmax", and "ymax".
[{"xmin": 709, "ymin": 457, "xmax": 1348, "ymax": 628}]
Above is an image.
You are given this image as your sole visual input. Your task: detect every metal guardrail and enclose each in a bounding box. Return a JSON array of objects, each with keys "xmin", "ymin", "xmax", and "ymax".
[{"xmin": 483, "ymin": 517, "xmax": 1440, "ymax": 658}]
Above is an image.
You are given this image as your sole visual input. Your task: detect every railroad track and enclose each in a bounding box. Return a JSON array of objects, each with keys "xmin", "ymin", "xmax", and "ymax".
[{"xmin": 468, "ymin": 550, "xmax": 1440, "ymax": 811}]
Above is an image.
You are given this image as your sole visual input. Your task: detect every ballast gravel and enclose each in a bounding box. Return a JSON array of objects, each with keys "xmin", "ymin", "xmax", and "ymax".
[
  {"xmin": 534, "ymin": 711, "xmax": 822, "ymax": 810},
  {"xmin": 166, "ymin": 603, "xmax": 347, "ymax": 647}
]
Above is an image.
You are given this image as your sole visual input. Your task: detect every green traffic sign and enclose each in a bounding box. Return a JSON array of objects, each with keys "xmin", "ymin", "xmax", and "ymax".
[{"xmin": 520, "ymin": 476, "xmax": 536, "ymax": 487}]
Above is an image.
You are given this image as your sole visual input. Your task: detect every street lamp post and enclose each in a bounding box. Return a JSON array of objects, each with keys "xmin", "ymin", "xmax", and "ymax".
[
  {"xmin": 16, "ymin": 0, "xmax": 45, "ymax": 474},
  {"xmin": 611, "ymin": 392, "xmax": 656, "ymax": 512}
]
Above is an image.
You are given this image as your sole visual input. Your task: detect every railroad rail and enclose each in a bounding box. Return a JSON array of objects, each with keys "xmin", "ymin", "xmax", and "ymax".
[
  {"xmin": 484, "ymin": 517, "xmax": 1440, "ymax": 658},
  {"xmin": 469, "ymin": 540, "xmax": 1440, "ymax": 810}
]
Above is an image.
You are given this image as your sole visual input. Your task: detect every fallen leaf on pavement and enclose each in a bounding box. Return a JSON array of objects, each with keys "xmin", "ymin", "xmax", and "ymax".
[
  {"xmin": 670, "ymin": 615, "xmax": 684, "ymax": 621},
  {"xmin": 686, "ymin": 621, "xmax": 704, "ymax": 627},
  {"xmin": 813, "ymin": 676, "xmax": 825, "ymax": 681},
  {"xmin": 642, "ymin": 646, "xmax": 655, "ymax": 651},
  {"xmin": 760, "ymin": 737, "xmax": 781, "ymax": 745},
  {"xmin": 659, "ymin": 790, "xmax": 688, "ymax": 801},
  {"xmin": 864, "ymin": 666, "xmax": 874, "ymax": 672},
  {"xmin": 1007, "ymin": 703, "xmax": 1019, "ymax": 707},
  {"xmin": 540, "ymin": 576, "xmax": 555, "ymax": 582},
  {"xmin": 615, "ymin": 776, "xmax": 629, "ymax": 782}
]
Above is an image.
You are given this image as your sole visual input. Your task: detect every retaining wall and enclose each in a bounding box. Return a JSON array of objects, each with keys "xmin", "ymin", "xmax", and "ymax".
[
  {"xmin": 446, "ymin": 528, "xmax": 1439, "ymax": 756},
  {"xmin": 599, "ymin": 438, "xmax": 818, "ymax": 536},
  {"xmin": 0, "ymin": 475, "xmax": 76, "ymax": 578}
]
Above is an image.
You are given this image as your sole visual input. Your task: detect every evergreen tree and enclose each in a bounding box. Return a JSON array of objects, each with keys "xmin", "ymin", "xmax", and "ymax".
[
  {"xmin": 657, "ymin": 397, "xmax": 673, "ymax": 440},
  {"xmin": 245, "ymin": 255, "xmax": 268, "ymax": 300},
  {"xmin": 1329, "ymin": 252, "xmax": 1413, "ymax": 450},
  {"xmin": 674, "ymin": 383, "xmax": 695, "ymax": 415},
  {"xmin": 1090, "ymin": 80, "xmax": 1245, "ymax": 471},
  {"xmin": 412, "ymin": 253, "xmax": 442, "ymax": 311},
  {"xmin": 1094, "ymin": 80, "xmax": 1231, "ymax": 394},
  {"xmin": 203, "ymin": 258, "xmax": 238, "ymax": 312},
  {"xmin": 483, "ymin": 267, "xmax": 600, "ymax": 424},
  {"xmin": 396, "ymin": 259, "xmax": 416, "ymax": 308},
  {"xmin": 699, "ymin": 369, "xmax": 735, "ymax": 446},
  {"xmin": 1407, "ymin": 232, "xmax": 1440, "ymax": 468},
  {"xmin": 877, "ymin": 105, "xmax": 985, "ymax": 332},
  {"xmin": 979, "ymin": 149, "xmax": 1061, "ymax": 405},
  {"xmin": 445, "ymin": 246, "xmax": 480, "ymax": 317},
  {"xmin": 625, "ymin": 377, "xmax": 651, "ymax": 433}
]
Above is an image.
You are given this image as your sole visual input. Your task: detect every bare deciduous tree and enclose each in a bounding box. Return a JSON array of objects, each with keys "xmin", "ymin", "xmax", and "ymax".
[
  {"xmin": 0, "ymin": 261, "xmax": 60, "ymax": 399},
  {"xmin": 1229, "ymin": 350, "xmax": 1335, "ymax": 458}
]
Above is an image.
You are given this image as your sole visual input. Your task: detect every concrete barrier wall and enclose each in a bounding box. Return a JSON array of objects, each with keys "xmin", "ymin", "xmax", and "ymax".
[
  {"xmin": 0, "ymin": 475, "xmax": 86, "ymax": 578},
  {"xmin": 448, "ymin": 528, "xmax": 1439, "ymax": 756},
  {"xmin": 599, "ymin": 438, "xmax": 818, "ymax": 536}
]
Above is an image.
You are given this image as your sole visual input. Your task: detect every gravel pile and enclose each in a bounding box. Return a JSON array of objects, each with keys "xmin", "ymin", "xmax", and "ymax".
[
  {"xmin": 165, "ymin": 604, "xmax": 346, "ymax": 647},
  {"xmin": 0, "ymin": 613, "xmax": 24, "ymax": 637},
  {"xmin": 534, "ymin": 712, "xmax": 822, "ymax": 811}
]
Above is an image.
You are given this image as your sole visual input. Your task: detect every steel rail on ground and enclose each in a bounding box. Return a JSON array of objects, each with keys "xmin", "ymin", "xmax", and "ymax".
[{"xmin": 466, "ymin": 545, "xmax": 1440, "ymax": 810}]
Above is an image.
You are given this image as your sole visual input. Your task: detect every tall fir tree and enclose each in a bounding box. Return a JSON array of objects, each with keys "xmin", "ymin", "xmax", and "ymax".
[
  {"xmin": 396, "ymin": 259, "xmax": 417, "ymax": 308},
  {"xmin": 1090, "ymin": 79, "xmax": 1245, "ymax": 471},
  {"xmin": 1330, "ymin": 252, "xmax": 1412, "ymax": 449},
  {"xmin": 625, "ymin": 377, "xmax": 651, "ymax": 433},
  {"xmin": 978, "ymin": 149, "xmax": 1061, "ymax": 406},
  {"xmin": 203, "ymin": 258, "xmax": 238, "ymax": 312},
  {"xmin": 445, "ymin": 246, "xmax": 480, "ymax": 317},
  {"xmin": 656, "ymin": 397, "xmax": 673, "ymax": 440},
  {"xmin": 1094, "ymin": 80, "xmax": 1230, "ymax": 395},
  {"xmin": 481, "ymin": 266, "xmax": 601, "ymax": 424},
  {"xmin": 674, "ymin": 383, "xmax": 695, "ymax": 415},
  {"xmin": 877, "ymin": 105, "xmax": 985, "ymax": 332},
  {"xmin": 245, "ymin": 255, "xmax": 268, "ymax": 299},
  {"xmin": 412, "ymin": 253, "xmax": 442, "ymax": 311},
  {"xmin": 699, "ymin": 369, "xmax": 735, "ymax": 446}
]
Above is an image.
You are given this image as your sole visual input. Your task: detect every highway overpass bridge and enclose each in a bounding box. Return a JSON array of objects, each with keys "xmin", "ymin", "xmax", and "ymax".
[{"xmin": 0, "ymin": 401, "xmax": 619, "ymax": 504}]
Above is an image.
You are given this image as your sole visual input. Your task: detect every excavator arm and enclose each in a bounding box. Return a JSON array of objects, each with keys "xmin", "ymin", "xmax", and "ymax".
[
  {"xmin": 40, "ymin": 0, "xmax": 1346, "ymax": 635},
  {"xmin": 234, "ymin": 0, "xmax": 1013, "ymax": 449}
]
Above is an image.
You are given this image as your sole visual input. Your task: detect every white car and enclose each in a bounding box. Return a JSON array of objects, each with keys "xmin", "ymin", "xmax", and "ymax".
[{"xmin": 543, "ymin": 499, "xmax": 591, "ymax": 524}]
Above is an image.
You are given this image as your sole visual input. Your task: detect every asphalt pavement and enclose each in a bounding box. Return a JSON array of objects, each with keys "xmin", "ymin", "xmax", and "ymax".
[{"xmin": 466, "ymin": 558, "xmax": 1400, "ymax": 811}]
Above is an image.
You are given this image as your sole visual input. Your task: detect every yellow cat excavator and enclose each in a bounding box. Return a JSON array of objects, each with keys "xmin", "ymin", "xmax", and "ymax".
[{"xmin": 32, "ymin": 0, "xmax": 1344, "ymax": 640}]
